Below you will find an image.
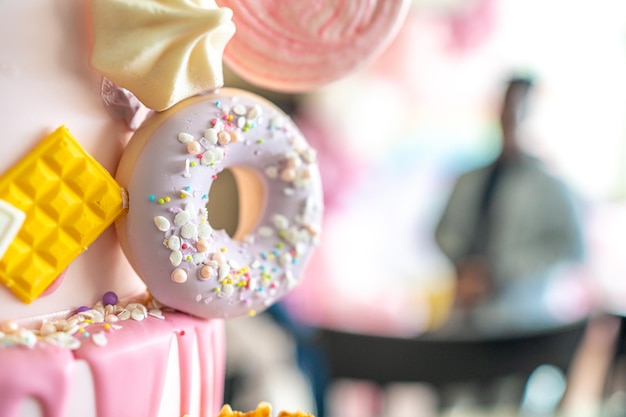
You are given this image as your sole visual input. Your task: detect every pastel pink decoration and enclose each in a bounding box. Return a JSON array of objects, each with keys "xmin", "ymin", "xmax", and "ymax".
[
  {"xmin": 445, "ymin": 0, "xmax": 497, "ymax": 52},
  {"xmin": 293, "ymin": 113, "xmax": 368, "ymax": 212},
  {"xmin": 217, "ymin": 0, "xmax": 412, "ymax": 92}
]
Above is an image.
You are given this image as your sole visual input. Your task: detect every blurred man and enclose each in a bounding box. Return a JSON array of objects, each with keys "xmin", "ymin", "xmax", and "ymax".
[{"xmin": 434, "ymin": 76, "xmax": 586, "ymax": 335}]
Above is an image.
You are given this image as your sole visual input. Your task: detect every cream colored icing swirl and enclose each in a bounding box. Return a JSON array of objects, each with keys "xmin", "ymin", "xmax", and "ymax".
[{"xmin": 91, "ymin": 0, "xmax": 235, "ymax": 112}]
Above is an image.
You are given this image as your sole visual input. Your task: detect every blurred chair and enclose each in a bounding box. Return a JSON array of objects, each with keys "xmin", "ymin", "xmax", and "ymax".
[
  {"xmin": 316, "ymin": 318, "xmax": 591, "ymax": 413},
  {"xmin": 596, "ymin": 314, "xmax": 626, "ymax": 417}
]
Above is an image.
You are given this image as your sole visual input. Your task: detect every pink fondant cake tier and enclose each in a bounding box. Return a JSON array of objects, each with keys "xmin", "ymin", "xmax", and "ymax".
[
  {"xmin": 0, "ymin": 1, "xmax": 226, "ymax": 416},
  {"xmin": 0, "ymin": 310, "xmax": 225, "ymax": 417}
]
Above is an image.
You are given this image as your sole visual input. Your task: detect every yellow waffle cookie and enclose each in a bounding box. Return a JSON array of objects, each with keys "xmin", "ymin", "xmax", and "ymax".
[{"xmin": 0, "ymin": 126, "xmax": 125, "ymax": 303}]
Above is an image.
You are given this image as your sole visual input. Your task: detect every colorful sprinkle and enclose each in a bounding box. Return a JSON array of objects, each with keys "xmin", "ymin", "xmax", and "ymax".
[
  {"xmin": 171, "ymin": 268, "xmax": 188, "ymax": 283},
  {"xmin": 102, "ymin": 291, "xmax": 118, "ymax": 306},
  {"xmin": 74, "ymin": 306, "xmax": 90, "ymax": 315}
]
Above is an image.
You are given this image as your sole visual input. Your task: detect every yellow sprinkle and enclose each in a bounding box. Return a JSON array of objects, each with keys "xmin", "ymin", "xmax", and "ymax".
[
  {"xmin": 103, "ymin": 323, "xmax": 111, "ymax": 330},
  {"xmin": 220, "ymin": 247, "xmax": 227, "ymax": 253},
  {"xmin": 248, "ymin": 310, "xmax": 257, "ymax": 317},
  {"xmin": 84, "ymin": 319, "xmax": 93, "ymax": 324},
  {"xmin": 180, "ymin": 193, "xmax": 187, "ymax": 199},
  {"xmin": 165, "ymin": 197, "xmax": 171, "ymax": 203}
]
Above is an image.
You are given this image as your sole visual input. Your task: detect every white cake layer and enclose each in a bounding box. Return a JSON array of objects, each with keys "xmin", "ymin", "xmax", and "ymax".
[{"xmin": 0, "ymin": 0, "xmax": 147, "ymax": 321}]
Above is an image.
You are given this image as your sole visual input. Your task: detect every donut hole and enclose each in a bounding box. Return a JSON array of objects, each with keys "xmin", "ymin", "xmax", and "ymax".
[{"xmin": 206, "ymin": 167, "xmax": 266, "ymax": 241}]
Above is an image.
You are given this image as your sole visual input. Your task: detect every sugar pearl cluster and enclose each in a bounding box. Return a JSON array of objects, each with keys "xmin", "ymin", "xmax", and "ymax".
[
  {"xmin": 175, "ymin": 100, "xmax": 263, "ymax": 177},
  {"xmin": 155, "ymin": 201, "xmax": 213, "ymax": 284},
  {"xmin": 0, "ymin": 292, "xmax": 164, "ymax": 349},
  {"xmin": 265, "ymin": 147, "xmax": 317, "ymax": 193}
]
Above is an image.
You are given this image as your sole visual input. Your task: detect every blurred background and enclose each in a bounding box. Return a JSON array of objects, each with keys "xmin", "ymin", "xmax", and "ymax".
[{"xmin": 221, "ymin": 0, "xmax": 626, "ymax": 416}]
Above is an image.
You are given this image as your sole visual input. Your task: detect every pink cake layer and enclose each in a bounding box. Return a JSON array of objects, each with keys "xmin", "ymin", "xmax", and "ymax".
[{"xmin": 0, "ymin": 311, "xmax": 225, "ymax": 417}]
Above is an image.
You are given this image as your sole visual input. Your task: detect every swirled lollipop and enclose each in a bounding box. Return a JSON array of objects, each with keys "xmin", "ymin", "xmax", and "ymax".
[{"xmin": 217, "ymin": 0, "xmax": 411, "ymax": 92}]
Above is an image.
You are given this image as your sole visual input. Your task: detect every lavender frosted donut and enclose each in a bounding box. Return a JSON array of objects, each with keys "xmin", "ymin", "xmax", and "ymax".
[{"xmin": 116, "ymin": 89, "xmax": 323, "ymax": 319}]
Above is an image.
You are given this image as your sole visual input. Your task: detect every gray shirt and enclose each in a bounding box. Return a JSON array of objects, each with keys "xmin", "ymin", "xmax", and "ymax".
[{"xmin": 434, "ymin": 156, "xmax": 585, "ymax": 334}]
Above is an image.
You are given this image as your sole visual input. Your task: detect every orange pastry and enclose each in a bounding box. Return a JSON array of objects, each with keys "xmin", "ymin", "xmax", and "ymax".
[{"xmin": 216, "ymin": 402, "xmax": 314, "ymax": 417}]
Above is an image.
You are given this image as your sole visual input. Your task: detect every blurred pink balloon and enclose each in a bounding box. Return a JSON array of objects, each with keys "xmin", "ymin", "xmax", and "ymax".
[{"xmin": 293, "ymin": 113, "xmax": 369, "ymax": 212}]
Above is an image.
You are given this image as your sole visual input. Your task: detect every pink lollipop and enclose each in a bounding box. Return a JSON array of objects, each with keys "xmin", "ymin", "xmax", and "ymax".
[{"xmin": 217, "ymin": 0, "xmax": 411, "ymax": 92}]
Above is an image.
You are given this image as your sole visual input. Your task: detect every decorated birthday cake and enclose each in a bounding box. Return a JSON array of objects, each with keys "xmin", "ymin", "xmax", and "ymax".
[{"xmin": 0, "ymin": 0, "xmax": 409, "ymax": 416}]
